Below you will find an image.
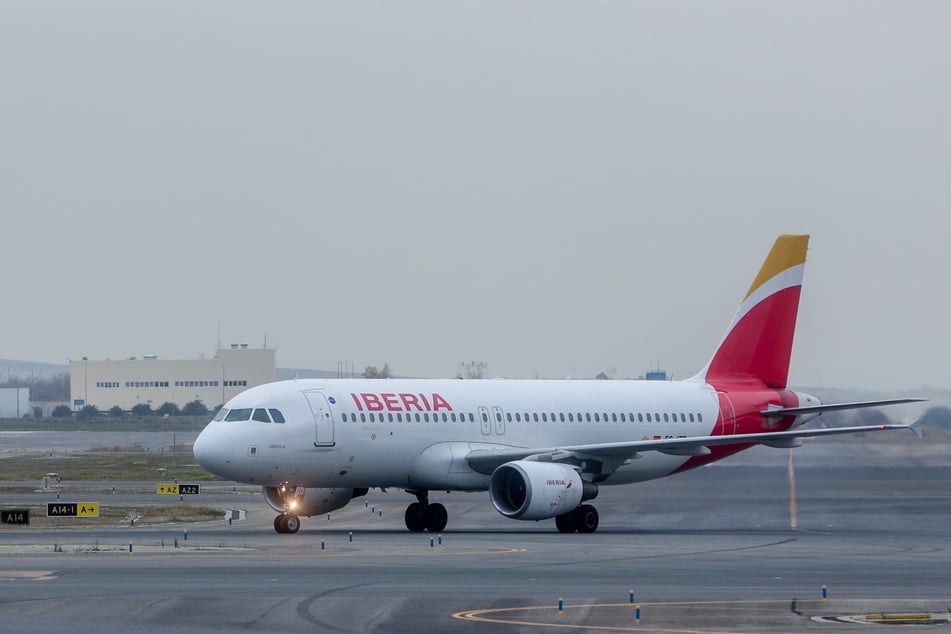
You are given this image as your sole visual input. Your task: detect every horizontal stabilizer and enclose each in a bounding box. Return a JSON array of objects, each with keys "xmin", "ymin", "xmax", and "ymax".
[{"xmin": 760, "ymin": 398, "xmax": 926, "ymax": 418}]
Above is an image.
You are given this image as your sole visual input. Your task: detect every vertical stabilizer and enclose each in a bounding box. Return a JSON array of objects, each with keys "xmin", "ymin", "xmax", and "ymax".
[{"xmin": 692, "ymin": 235, "xmax": 809, "ymax": 388}]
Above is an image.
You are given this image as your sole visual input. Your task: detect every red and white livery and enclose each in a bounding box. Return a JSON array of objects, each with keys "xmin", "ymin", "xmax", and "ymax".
[{"xmin": 194, "ymin": 235, "xmax": 922, "ymax": 534}]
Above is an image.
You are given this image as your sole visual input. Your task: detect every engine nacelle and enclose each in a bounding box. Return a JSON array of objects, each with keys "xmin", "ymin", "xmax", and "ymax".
[
  {"xmin": 263, "ymin": 486, "xmax": 365, "ymax": 517},
  {"xmin": 489, "ymin": 461, "xmax": 596, "ymax": 521}
]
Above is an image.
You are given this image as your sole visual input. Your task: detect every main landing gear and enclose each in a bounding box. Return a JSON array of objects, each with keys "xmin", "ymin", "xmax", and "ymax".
[
  {"xmin": 555, "ymin": 504, "xmax": 599, "ymax": 534},
  {"xmin": 403, "ymin": 490, "xmax": 448, "ymax": 532},
  {"xmin": 274, "ymin": 513, "xmax": 300, "ymax": 534}
]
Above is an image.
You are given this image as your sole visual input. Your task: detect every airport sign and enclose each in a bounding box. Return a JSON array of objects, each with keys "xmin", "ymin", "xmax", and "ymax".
[
  {"xmin": 1, "ymin": 509, "xmax": 30, "ymax": 525},
  {"xmin": 156, "ymin": 484, "xmax": 200, "ymax": 495},
  {"xmin": 46, "ymin": 503, "xmax": 99, "ymax": 517}
]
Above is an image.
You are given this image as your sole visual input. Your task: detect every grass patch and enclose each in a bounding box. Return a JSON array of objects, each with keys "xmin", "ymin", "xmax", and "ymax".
[
  {"xmin": 0, "ymin": 452, "xmax": 217, "ymax": 482},
  {"xmin": 0, "ymin": 417, "xmax": 209, "ymax": 432}
]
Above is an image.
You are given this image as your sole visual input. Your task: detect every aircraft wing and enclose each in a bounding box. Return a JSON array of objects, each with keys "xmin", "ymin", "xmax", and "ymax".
[{"xmin": 465, "ymin": 422, "xmax": 920, "ymax": 475}]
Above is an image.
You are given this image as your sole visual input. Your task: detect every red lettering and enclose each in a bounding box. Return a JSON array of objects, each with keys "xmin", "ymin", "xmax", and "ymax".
[
  {"xmin": 431, "ymin": 393, "xmax": 452, "ymax": 411},
  {"xmin": 353, "ymin": 392, "xmax": 452, "ymax": 412},
  {"xmin": 381, "ymin": 393, "xmax": 400, "ymax": 410},
  {"xmin": 361, "ymin": 393, "xmax": 384, "ymax": 411},
  {"xmin": 400, "ymin": 393, "xmax": 422, "ymax": 411}
]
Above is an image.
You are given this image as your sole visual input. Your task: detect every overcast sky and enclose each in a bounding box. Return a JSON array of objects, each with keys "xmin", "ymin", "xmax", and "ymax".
[{"xmin": 2, "ymin": 2, "xmax": 948, "ymax": 391}]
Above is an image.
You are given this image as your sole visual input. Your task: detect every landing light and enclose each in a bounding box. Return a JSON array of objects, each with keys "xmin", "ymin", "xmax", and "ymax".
[{"xmin": 288, "ymin": 500, "xmax": 298, "ymax": 511}]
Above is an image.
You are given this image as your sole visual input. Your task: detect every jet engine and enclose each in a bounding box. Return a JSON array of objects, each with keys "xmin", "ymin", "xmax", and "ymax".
[
  {"xmin": 263, "ymin": 485, "xmax": 368, "ymax": 517},
  {"xmin": 489, "ymin": 461, "xmax": 597, "ymax": 520}
]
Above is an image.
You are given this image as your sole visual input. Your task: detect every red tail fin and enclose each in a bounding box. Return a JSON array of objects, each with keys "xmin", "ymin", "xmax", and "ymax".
[{"xmin": 692, "ymin": 235, "xmax": 809, "ymax": 388}]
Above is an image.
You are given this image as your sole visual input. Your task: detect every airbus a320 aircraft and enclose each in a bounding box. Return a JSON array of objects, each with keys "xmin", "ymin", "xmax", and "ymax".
[{"xmin": 194, "ymin": 235, "xmax": 922, "ymax": 534}]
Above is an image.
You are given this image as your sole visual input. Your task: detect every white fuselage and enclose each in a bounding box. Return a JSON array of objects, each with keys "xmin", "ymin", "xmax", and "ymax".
[{"xmin": 193, "ymin": 378, "xmax": 722, "ymax": 490}]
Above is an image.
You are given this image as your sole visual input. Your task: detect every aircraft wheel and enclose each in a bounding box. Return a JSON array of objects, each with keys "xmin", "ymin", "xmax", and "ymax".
[
  {"xmin": 425, "ymin": 503, "xmax": 448, "ymax": 532},
  {"xmin": 285, "ymin": 515, "xmax": 300, "ymax": 534},
  {"xmin": 574, "ymin": 504, "xmax": 599, "ymax": 534},
  {"xmin": 555, "ymin": 512, "xmax": 576, "ymax": 533},
  {"xmin": 405, "ymin": 502, "xmax": 426, "ymax": 532},
  {"xmin": 274, "ymin": 514, "xmax": 288, "ymax": 534}
]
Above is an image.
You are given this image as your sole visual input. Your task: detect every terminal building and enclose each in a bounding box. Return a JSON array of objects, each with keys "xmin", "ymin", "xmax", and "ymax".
[{"xmin": 69, "ymin": 345, "xmax": 276, "ymax": 411}]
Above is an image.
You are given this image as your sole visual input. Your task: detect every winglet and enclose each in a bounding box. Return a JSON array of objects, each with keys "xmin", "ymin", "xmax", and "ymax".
[
  {"xmin": 909, "ymin": 419, "xmax": 924, "ymax": 441},
  {"xmin": 692, "ymin": 235, "xmax": 809, "ymax": 388}
]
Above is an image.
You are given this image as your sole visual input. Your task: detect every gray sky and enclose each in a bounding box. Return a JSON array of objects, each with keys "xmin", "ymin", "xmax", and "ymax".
[{"xmin": 2, "ymin": 2, "xmax": 949, "ymax": 391}]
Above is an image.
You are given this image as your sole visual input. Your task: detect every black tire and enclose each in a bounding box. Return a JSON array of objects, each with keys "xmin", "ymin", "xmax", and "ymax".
[
  {"xmin": 424, "ymin": 503, "xmax": 448, "ymax": 532},
  {"xmin": 574, "ymin": 504, "xmax": 599, "ymax": 534},
  {"xmin": 405, "ymin": 502, "xmax": 427, "ymax": 532},
  {"xmin": 285, "ymin": 515, "xmax": 300, "ymax": 534},
  {"xmin": 274, "ymin": 514, "xmax": 287, "ymax": 534},
  {"xmin": 555, "ymin": 512, "xmax": 576, "ymax": 533}
]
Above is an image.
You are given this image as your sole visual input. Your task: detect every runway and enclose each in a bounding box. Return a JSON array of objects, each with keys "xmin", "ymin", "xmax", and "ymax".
[{"xmin": 1, "ymin": 435, "xmax": 950, "ymax": 633}]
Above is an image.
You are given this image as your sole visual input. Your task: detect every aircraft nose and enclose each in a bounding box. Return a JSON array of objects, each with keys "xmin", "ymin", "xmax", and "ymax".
[{"xmin": 193, "ymin": 425, "xmax": 234, "ymax": 474}]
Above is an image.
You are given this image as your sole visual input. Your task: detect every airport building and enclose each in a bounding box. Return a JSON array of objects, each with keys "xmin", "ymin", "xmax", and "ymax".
[
  {"xmin": 0, "ymin": 387, "xmax": 31, "ymax": 418},
  {"xmin": 69, "ymin": 345, "xmax": 276, "ymax": 411}
]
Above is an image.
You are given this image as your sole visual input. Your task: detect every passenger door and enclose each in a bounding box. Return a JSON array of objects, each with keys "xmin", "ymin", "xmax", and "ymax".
[{"xmin": 304, "ymin": 391, "xmax": 335, "ymax": 447}]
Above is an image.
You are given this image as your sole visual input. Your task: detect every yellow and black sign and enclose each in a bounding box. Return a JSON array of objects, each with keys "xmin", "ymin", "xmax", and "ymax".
[
  {"xmin": 1, "ymin": 509, "xmax": 30, "ymax": 525},
  {"xmin": 46, "ymin": 503, "xmax": 99, "ymax": 517},
  {"xmin": 156, "ymin": 484, "xmax": 200, "ymax": 495}
]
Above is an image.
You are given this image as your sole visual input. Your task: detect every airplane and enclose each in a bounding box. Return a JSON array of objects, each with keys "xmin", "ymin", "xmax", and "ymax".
[{"xmin": 193, "ymin": 235, "xmax": 923, "ymax": 534}]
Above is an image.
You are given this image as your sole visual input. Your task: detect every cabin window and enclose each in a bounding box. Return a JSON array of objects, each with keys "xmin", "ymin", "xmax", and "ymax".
[
  {"xmin": 515, "ymin": 413, "xmax": 521, "ymax": 422},
  {"xmin": 612, "ymin": 413, "xmax": 618, "ymax": 422},
  {"xmin": 225, "ymin": 408, "xmax": 252, "ymax": 422},
  {"xmin": 697, "ymin": 413, "xmax": 703, "ymax": 422},
  {"xmin": 585, "ymin": 413, "xmax": 591, "ymax": 422},
  {"xmin": 646, "ymin": 413, "xmax": 652, "ymax": 422},
  {"xmin": 442, "ymin": 413, "xmax": 448, "ymax": 422},
  {"xmin": 559, "ymin": 413, "xmax": 565, "ymax": 422},
  {"xmin": 541, "ymin": 413, "xmax": 547, "ymax": 422},
  {"xmin": 680, "ymin": 413, "xmax": 686, "ymax": 422},
  {"xmin": 506, "ymin": 413, "xmax": 512, "ymax": 422},
  {"xmin": 360, "ymin": 413, "xmax": 367, "ymax": 422}
]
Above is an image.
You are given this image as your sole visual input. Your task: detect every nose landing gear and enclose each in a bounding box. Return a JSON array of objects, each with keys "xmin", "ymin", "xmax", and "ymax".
[
  {"xmin": 404, "ymin": 490, "xmax": 447, "ymax": 532},
  {"xmin": 274, "ymin": 514, "xmax": 300, "ymax": 534}
]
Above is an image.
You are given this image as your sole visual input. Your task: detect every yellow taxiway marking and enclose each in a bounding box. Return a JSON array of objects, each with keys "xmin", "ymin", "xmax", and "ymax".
[
  {"xmin": 454, "ymin": 598, "xmax": 951, "ymax": 633},
  {"xmin": 0, "ymin": 570, "xmax": 58, "ymax": 581}
]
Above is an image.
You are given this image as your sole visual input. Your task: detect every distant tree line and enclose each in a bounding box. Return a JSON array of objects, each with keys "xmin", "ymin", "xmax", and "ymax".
[
  {"xmin": 0, "ymin": 373, "xmax": 70, "ymax": 401},
  {"xmin": 362, "ymin": 363, "xmax": 392, "ymax": 379},
  {"xmin": 52, "ymin": 400, "xmax": 213, "ymax": 419}
]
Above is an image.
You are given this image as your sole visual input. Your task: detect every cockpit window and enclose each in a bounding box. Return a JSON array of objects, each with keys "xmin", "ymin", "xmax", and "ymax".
[
  {"xmin": 269, "ymin": 409, "xmax": 286, "ymax": 423},
  {"xmin": 252, "ymin": 408, "xmax": 271, "ymax": 423},
  {"xmin": 225, "ymin": 408, "xmax": 252, "ymax": 422},
  {"xmin": 213, "ymin": 408, "xmax": 229, "ymax": 422}
]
